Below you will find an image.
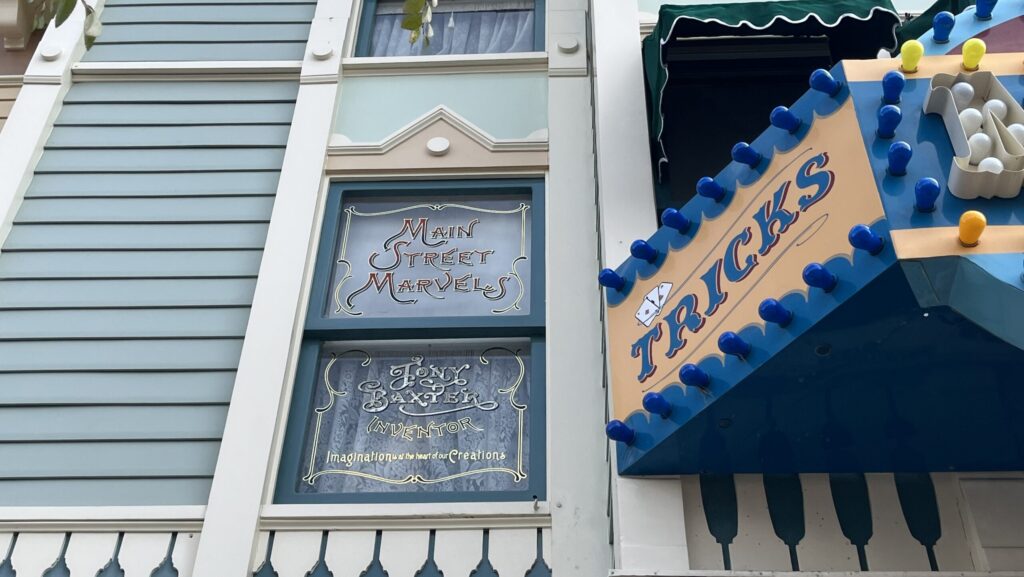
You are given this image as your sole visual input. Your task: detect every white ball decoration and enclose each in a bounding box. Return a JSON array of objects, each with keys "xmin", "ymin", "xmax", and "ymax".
[
  {"xmin": 951, "ymin": 82, "xmax": 975, "ymax": 110},
  {"xmin": 959, "ymin": 108, "xmax": 984, "ymax": 136},
  {"xmin": 978, "ymin": 156, "xmax": 1004, "ymax": 174},
  {"xmin": 982, "ymin": 99, "xmax": 1008, "ymax": 123},
  {"xmin": 968, "ymin": 132, "xmax": 992, "ymax": 165},
  {"xmin": 1007, "ymin": 123, "xmax": 1024, "ymax": 146}
]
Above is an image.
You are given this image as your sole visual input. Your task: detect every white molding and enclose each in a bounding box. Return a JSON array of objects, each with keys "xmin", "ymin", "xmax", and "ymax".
[
  {"xmin": 328, "ymin": 105, "xmax": 548, "ymax": 154},
  {"xmin": 341, "ymin": 52, "xmax": 548, "ymax": 76},
  {"xmin": 69, "ymin": 72, "xmax": 302, "ymax": 82},
  {"xmin": 71, "ymin": 60, "xmax": 303, "ymax": 76},
  {"xmin": 190, "ymin": 76, "xmax": 338, "ymax": 577},
  {"xmin": 326, "ymin": 169, "xmax": 548, "ymax": 180},
  {"xmin": 0, "ymin": 506, "xmax": 205, "ymax": 532},
  {"xmin": 0, "ymin": 74, "xmax": 22, "ymax": 85},
  {"xmin": 261, "ymin": 503, "xmax": 551, "ymax": 531}
]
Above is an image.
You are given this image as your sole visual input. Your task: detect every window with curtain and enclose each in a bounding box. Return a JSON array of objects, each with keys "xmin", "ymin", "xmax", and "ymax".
[
  {"xmin": 274, "ymin": 179, "xmax": 547, "ymax": 504},
  {"xmin": 358, "ymin": 0, "xmax": 541, "ymax": 57}
]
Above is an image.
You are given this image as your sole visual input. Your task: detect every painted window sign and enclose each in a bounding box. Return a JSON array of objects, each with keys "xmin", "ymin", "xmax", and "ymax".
[
  {"xmin": 328, "ymin": 196, "xmax": 532, "ymax": 319},
  {"xmin": 297, "ymin": 339, "xmax": 533, "ymax": 495}
]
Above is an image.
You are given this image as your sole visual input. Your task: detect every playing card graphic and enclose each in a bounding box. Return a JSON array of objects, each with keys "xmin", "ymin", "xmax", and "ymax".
[{"xmin": 635, "ymin": 282, "xmax": 673, "ymax": 326}]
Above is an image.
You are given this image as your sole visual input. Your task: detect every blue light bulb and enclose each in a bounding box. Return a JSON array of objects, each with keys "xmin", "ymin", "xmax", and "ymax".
[
  {"xmin": 770, "ymin": 106, "xmax": 801, "ymax": 133},
  {"xmin": 758, "ymin": 298, "xmax": 793, "ymax": 327},
  {"xmin": 718, "ymin": 331, "xmax": 752, "ymax": 359},
  {"xmin": 914, "ymin": 177, "xmax": 941, "ymax": 213},
  {"xmin": 848, "ymin": 224, "xmax": 885, "ymax": 255},
  {"xmin": 975, "ymin": 0, "xmax": 996, "ymax": 20},
  {"xmin": 679, "ymin": 363, "xmax": 710, "ymax": 389},
  {"xmin": 696, "ymin": 177, "xmax": 726, "ymax": 202},
  {"xmin": 661, "ymin": 208, "xmax": 691, "ymax": 233},
  {"xmin": 882, "ymin": 71, "xmax": 906, "ymax": 105},
  {"xmin": 630, "ymin": 240, "xmax": 658, "ymax": 263},
  {"xmin": 877, "ymin": 105, "xmax": 902, "ymax": 139},
  {"xmin": 803, "ymin": 263, "xmax": 837, "ymax": 292},
  {"xmin": 643, "ymin": 392, "xmax": 672, "ymax": 418},
  {"xmin": 933, "ymin": 11, "xmax": 955, "ymax": 43},
  {"xmin": 731, "ymin": 142, "xmax": 762, "ymax": 168},
  {"xmin": 809, "ymin": 69, "xmax": 842, "ymax": 97},
  {"xmin": 598, "ymin": 268, "xmax": 626, "ymax": 291},
  {"xmin": 605, "ymin": 420, "xmax": 635, "ymax": 445},
  {"xmin": 887, "ymin": 141, "xmax": 913, "ymax": 175}
]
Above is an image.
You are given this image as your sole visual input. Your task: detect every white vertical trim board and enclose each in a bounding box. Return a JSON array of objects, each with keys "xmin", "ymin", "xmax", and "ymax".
[
  {"xmin": 190, "ymin": 0, "xmax": 349, "ymax": 571},
  {"xmin": 190, "ymin": 80, "xmax": 339, "ymax": 577},
  {"xmin": 590, "ymin": 0, "xmax": 683, "ymax": 572},
  {"xmin": 0, "ymin": 0, "xmax": 95, "ymax": 253}
]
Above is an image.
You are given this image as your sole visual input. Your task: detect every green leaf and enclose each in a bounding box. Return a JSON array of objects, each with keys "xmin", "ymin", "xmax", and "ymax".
[
  {"xmin": 54, "ymin": 0, "xmax": 76, "ymax": 27},
  {"xmin": 401, "ymin": 0, "xmax": 425, "ymax": 30}
]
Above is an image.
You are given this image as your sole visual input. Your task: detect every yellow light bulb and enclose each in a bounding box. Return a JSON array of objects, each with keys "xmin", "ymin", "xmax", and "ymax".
[
  {"xmin": 962, "ymin": 38, "xmax": 986, "ymax": 71},
  {"xmin": 958, "ymin": 210, "xmax": 986, "ymax": 247},
  {"xmin": 901, "ymin": 40, "xmax": 924, "ymax": 73}
]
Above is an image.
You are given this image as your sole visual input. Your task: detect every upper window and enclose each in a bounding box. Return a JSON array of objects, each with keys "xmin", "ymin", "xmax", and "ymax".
[{"xmin": 355, "ymin": 0, "xmax": 545, "ymax": 57}]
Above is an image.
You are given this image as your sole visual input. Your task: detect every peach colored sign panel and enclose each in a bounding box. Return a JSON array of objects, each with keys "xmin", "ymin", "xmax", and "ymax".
[{"xmin": 608, "ymin": 99, "xmax": 884, "ymax": 420}]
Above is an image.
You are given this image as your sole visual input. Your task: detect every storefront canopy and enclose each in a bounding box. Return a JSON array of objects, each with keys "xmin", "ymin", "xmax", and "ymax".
[{"xmin": 643, "ymin": 0, "xmax": 901, "ymax": 167}]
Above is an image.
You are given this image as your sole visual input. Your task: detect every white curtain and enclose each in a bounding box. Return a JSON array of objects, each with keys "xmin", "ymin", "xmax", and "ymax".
[{"xmin": 370, "ymin": 1, "xmax": 535, "ymax": 56}]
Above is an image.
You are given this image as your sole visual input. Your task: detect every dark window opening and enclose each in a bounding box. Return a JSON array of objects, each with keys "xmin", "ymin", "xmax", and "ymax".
[{"xmin": 655, "ymin": 36, "xmax": 833, "ymax": 216}]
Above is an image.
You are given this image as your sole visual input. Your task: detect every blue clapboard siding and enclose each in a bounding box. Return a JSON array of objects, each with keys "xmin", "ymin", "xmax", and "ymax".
[
  {"xmin": 0, "ymin": 406, "xmax": 229, "ymax": 441},
  {"xmin": 0, "ymin": 479, "xmax": 213, "ymax": 506},
  {"xmin": 0, "ymin": 278, "xmax": 257, "ymax": 308},
  {"xmin": 83, "ymin": 2, "xmax": 315, "ymax": 62},
  {"xmin": 0, "ymin": 372, "xmax": 236, "ymax": 405},
  {"xmin": 28, "ymin": 172, "xmax": 282, "ymax": 197},
  {"xmin": 0, "ymin": 308, "xmax": 251, "ymax": 339},
  {"xmin": 0, "ymin": 80, "xmax": 296, "ymax": 505},
  {"xmin": 15, "ymin": 197, "xmax": 276, "ymax": 222}
]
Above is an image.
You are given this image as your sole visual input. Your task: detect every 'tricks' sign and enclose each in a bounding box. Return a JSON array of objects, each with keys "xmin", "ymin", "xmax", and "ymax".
[{"xmin": 606, "ymin": 100, "xmax": 884, "ymax": 421}]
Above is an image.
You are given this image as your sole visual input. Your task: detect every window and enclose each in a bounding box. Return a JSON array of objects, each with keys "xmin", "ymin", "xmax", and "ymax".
[
  {"xmin": 355, "ymin": 0, "xmax": 545, "ymax": 57},
  {"xmin": 276, "ymin": 180, "xmax": 546, "ymax": 504},
  {"xmin": 656, "ymin": 36, "xmax": 833, "ymax": 215}
]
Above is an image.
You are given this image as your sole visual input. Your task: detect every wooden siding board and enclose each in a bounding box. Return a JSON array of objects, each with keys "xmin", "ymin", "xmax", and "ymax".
[
  {"xmin": 35, "ymin": 148, "xmax": 287, "ymax": 172},
  {"xmin": 56, "ymin": 103, "xmax": 296, "ymax": 125},
  {"xmin": 0, "ymin": 308, "xmax": 251, "ymax": 339},
  {"xmin": 3, "ymin": 223, "xmax": 270, "ymax": 250},
  {"xmin": 0, "ymin": 339, "xmax": 244, "ymax": 372},
  {"xmin": 82, "ymin": 42, "xmax": 307, "ymax": 62},
  {"xmin": 0, "ymin": 372, "xmax": 235, "ymax": 405},
  {"xmin": 0, "ymin": 278, "xmax": 258, "ymax": 309},
  {"xmin": 95, "ymin": 23, "xmax": 312, "ymax": 43},
  {"xmin": 15, "ymin": 197, "xmax": 276, "ymax": 222},
  {"xmin": 0, "ymin": 405, "xmax": 229, "ymax": 441},
  {"xmin": 0, "ymin": 478, "xmax": 213, "ymax": 506},
  {"xmin": 98, "ymin": 4, "xmax": 316, "ymax": 23},
  {"xmin": 26, "ymin": 171, "xmax": 282, "ymax": 197},
  {"xmin": 0, "ymin": 80, "xmax": 295, "ymax": 504},
  {"xmin": 64, "ymin": 81, "xmax": 299, "ymax": 103},
  {"xmin": 0, "ymin": 250, "xmax": 264, "ymax": 278},
  {"xmin": 0, "ymin": 440, "xmax": 220, "ymax": 478},
  {"xmin": 46, "ymin": 125, "xmax": 292, "ymax": 148}
]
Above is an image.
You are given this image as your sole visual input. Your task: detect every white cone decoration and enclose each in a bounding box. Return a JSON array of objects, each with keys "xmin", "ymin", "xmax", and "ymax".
[{"xmin": 924, "ymin": 71, "xmax": 1024, "ymax": 199}]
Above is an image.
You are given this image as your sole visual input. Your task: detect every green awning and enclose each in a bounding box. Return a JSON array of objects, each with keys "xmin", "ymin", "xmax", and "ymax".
[{"xmin": 643, "ymin": 0, "xmax": 901, "ymax": 170}]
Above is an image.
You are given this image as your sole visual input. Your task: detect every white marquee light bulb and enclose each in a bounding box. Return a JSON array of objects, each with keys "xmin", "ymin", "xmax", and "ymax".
[
  {"xmin": 978, "ymin": 156, "xmax": 1004, "ymax": 174},
  {"xmin": 982, "ymin": 99, "xmax": 1008, "ymax": 123},
  {"xmin": 959, "ymin": 108, "xmax": 984, "ymax": 136},
  {"xmin": 951, "ymin": 82, "xmax": 975, "ymax": 110},
  {"xmin": 1007, "ymin": 123, "xmax": 1024, "ymax": 146},
  {"xmin": 968, "ymin": 132, "xmax": 992, "ymax": 165}
]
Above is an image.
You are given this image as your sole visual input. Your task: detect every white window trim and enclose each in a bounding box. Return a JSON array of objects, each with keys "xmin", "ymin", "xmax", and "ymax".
[
  {"xmin": 342, "ymin": 51, "xmax": 548, "ymax": 76},
  {"xmin": 0, "ymin": 506, "xmax": 206, "ymax": 532}
]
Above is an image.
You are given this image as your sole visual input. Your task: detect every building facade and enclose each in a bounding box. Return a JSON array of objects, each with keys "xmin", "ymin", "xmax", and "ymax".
[{"xmin": 0, "ymin": 0, "xmax": 1022, "ymax": 575}]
